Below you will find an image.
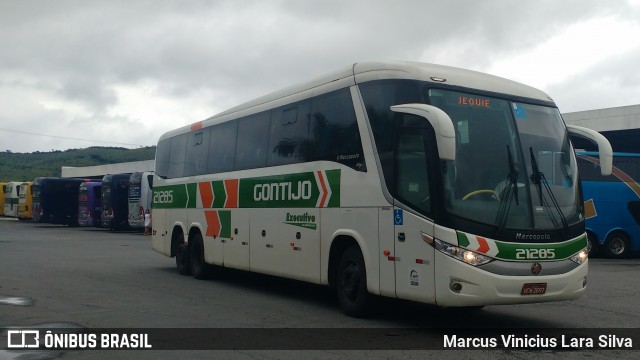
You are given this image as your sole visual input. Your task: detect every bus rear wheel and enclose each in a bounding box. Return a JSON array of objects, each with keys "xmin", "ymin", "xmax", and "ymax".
[
  {"xmin": 336, "ymin": 246, "xmax": 370, "ymax": 317},
  {"xmin": 603, "ymin": 232, "xmax": 630, "ymax": 259},
  {"xmin": 190, "ymin": 233, "xmax": 213, "ymax": 280},
  {"xmin": 175, "ymin": 232, "xmax": 191, "ymax": 275}
]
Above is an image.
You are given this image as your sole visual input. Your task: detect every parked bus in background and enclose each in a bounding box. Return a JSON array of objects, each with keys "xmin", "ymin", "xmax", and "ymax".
[
  {"xmin": 18, "ymin": 181, "xmax": 33, "ymax": 221},
  {"xmin": 576, "ymin": 151, "xmax": 640, "ymax": 258},
  {"xmin": 32, "ymin": 177, "xmax": 86, "ymax": 226},
  {"xmin": 0, "ymin": 182, "xmax": 7, "ymax": 216},
  {"xmin": 78, "ymin": 181, "xmax": 103, "ymax": 227},
  {"xmin": 101, "ymin": 173, "xmax": 130, "ymax": 230},
  {"xmin": 128, "ymin": 172, "xmax": 154, "ymax": 229},
  {"xmin": 152, "ymin": 61, "xmax": 611, "ymax": 315},
  {"xmin": 3, "ymin": 181, "xmax": 24, "ymax": 218}
]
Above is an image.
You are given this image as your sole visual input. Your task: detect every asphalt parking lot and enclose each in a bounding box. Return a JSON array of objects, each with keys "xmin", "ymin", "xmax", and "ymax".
[{"xmin": 1, "ymin": 218, "xmax": 639, "ymax": 359}]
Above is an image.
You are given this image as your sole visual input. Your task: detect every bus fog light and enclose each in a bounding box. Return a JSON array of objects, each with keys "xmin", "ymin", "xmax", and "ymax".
[
  {"xmin": 570, "ymin": 248, "xmax": 588, "ymax": 265},
  {"xmin": 450, "ymin": 281, "xmax": 462, "ymax": 293}
]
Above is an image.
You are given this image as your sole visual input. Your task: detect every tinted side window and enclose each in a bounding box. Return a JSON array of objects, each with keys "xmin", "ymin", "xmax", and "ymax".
[
  {"xmin": 359, "ymin": 80, "xmax": 423, "ymax": 156},
  {"xmin": 359, "ymin": 80, "xmax": 423, "ymax": 182},
  {"xmin": 268, "ymin": 101, "xmax": 311, "ymax": 166},
  {"xmin": 207, "ymin": 120, "xmax": 238, "ymax": 173},
  {"xmin": 309, "ymin": 89, "xmax": 366, "ymax": 171},
  {"xmin": 235, "ymin": 112, "xmax": 271, "ymax": 170},
  {"xmin": 185, "ymin": 128, "xmax": 210, "ymax": 176},
  {"xmin": 168, "ymin": 133, "xmax": 188, "ymax": 179},
  {"xmin": 155, "ymin": 138, "xmax": 171, "ymax": 178},
  {"xmin": 395, "ymin": 130, "xmax": 432, "ymax": 216}
]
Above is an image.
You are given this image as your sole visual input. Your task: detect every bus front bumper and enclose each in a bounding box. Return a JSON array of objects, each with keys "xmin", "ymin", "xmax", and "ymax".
[{"xmin": 434, "ymin": 251, "xmax": 588, "ymax": 307}]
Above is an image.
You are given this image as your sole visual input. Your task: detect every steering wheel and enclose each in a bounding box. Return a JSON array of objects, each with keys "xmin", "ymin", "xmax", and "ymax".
[{"xmin": 462, "ymin": 189, "xmax": 500, "ymax": 201}]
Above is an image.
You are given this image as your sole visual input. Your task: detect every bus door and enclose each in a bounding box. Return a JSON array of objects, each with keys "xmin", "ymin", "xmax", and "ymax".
[{"xmin": 392, "ymin": 126, "xmax": 436, "ymax": 303}]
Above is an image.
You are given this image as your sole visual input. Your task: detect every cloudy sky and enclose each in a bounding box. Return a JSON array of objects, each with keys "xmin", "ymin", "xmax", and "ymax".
[{"xmin": 1, "ymin": 0, "xmax": 639, "ymax": 153}]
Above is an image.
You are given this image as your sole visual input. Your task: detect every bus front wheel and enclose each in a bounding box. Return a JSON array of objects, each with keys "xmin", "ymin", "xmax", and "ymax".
[
  {"xmin": 587, "ymin": 232, "xmax": 600, "ymax": 258},
  {"xmin": 603, "ymin": 232, "xmax": 630, "ymax": 259},
  {"xmin": 336, "ymin": 246, "xmax": 371, "ymax": 317}
]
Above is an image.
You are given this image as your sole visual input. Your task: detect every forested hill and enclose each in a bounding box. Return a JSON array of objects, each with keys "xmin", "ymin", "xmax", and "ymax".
[{"xmin": 0, "ymin": 146, "xmax": 156, "ymax": 182}]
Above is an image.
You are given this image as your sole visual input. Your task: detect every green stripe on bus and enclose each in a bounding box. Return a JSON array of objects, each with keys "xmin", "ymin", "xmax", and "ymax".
[
  {"xmin": 187, "ymin": 183, "xmax": 197, "ymax": 209},
  {"xmin": 239, "ymin": 172, "xmax": 320, "ymax": 208},
  {"xmin": 218, "ymin": 210, "xmax": 231, "ymax": 238},
  {"xmin": 325, "ymin": 169, "xmax": 341, "ymax": 208},
  {"xmin": 152, "ymin": 184, "xmax": 189, "ymax": 209},
  {"xmin": 494, "ymin": 235, "xmax": 587, "ymax": 261},
  {"xmin": 457, "ymin": 232, "xmax": 471, "ymax": 247},
  {"xmin": 211, "ymin": 181, "xmax": 227, "ymax": 208},
  {"xmin": 152, "ymin": 170, "xmax": 341, "ymax": 209}
]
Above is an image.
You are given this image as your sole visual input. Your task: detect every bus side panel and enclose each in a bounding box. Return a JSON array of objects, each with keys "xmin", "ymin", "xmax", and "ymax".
[
  {"xmin": 583, "ymin": 181, "xmax": 640, "ymax": 249},
  {"xmin": 247, "ymin": 207, "xmax": 321, "ymax": 283},
  {"xmin": 18, "ymin": 183, "xmax": 33, "ymax": 220},
  {"xmin": 142, "ymin": 178, "xmax": 153, "ymax": 221},
  {"xmin": 277, "ymin": 208, "xmax": 320, "ymax": 283},
  {"xmin": 249, "ymin": 209, "xmax": 283, "ymax": 277},
  {"xmin": 4, "ymin": 183, "xmax": 20, "ymax": 218},
  {"xmin": 378, "ymin": 207, "xmax": 396, "ymax": 297},
  {"xmin": 0, "ymin": 182, "xmax": 5, "ymax": 216},
  {"xmin": 393, "ymin": 209, "xmax": 436, "ymax": 304},
  {"xmin": 222, "ymin": 208, "xmax": 250, "ymax": 271},
  {"xmin": 128, "ymin": 198, "xmax": 143, "ymax": 228},
  {"xmin": 151, "ymin": 208, "xmax": 171, "ymax": 256}
]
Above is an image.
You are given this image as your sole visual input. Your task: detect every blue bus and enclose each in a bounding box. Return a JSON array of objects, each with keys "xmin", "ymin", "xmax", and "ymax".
[
  {"xmin": 78, "ymin": 181, "xmax": 103, "ymax": 227},
  {"xmin": 32, "ymin": 177, "xmax": 87, "ymax": 226},
  {"xmin": 101, "ymin": 173, "xmax": 130, "ymax": 230},
  {"xmin": 576, "ymin": 151, "xmax": 640, "ymax": 258}
]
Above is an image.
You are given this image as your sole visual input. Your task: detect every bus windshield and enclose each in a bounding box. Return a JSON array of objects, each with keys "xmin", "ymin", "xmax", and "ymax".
[{"xmin": 428, "ymin": 89, "xmax": 580, "ymax": 231}]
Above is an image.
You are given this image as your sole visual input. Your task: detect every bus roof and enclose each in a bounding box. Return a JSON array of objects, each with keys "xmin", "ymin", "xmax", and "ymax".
[
  {"xmin": 102, "ymin": 173, "xmax": 131, "ymax": 182},
  {"xmin": 158, "ymin": 61, "xmax": 555, "ymax": 142},
  {"xmin": 80, "ymin": 181, "xmax": 102, "ymax": 188},
  {"xmin": 33, "ymin": 177, "xmax": 86, "ymax": 184}
]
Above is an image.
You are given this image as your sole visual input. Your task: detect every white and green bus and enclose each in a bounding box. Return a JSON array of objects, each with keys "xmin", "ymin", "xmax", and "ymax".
[{"xmin": 152, "ymin": 61, "xmax": 612, "ymax": 316}]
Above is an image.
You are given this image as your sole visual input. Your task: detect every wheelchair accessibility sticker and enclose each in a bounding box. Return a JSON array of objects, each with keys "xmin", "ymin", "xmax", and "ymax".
[{"xmin": 394, "ymin": 209, "xmax": 403, "ymax": 225}]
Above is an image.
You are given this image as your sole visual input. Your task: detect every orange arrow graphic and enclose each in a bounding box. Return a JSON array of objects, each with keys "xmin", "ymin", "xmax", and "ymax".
[
  {"xmin": 476, "ymin": 236, "xmax": 490, "ymax": 254},
  {"xmin": 205, "ymin": 210, "xmax": 221, "ymax": 237},
  {"xmin": 199, "ymin": 182, "xmax": 213, "ymax": 208}
]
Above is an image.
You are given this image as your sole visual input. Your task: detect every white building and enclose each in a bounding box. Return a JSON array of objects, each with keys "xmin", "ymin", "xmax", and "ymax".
[
  {"xmin": 563, "ymin": 105, "xmax": 640, "ymax": 153},
  {"xmin": 61, "ymin": 160, "xmax": 154, "ymax": 178}
]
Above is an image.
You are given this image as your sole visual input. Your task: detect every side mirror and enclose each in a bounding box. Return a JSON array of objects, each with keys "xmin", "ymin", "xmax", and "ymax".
[
  {"xmin": 390, "ymin": 104, "xmax": 456, "ymax": 161},
  {"xmin": 567, "ymin": 125, "xmax": 612, "ymax": 176}
]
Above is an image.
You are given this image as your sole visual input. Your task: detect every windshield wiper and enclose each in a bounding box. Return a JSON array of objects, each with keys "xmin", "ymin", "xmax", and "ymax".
[
  {"xmin": 529, "ymin": 147, "xmax": 569, "ymax": 234},
  {"xmin": 507, "ymin": 146, "xmax": 519, "ymax": 206},
  {"xmin": 495, "ymin": 146, "xmax": 519, "ymax": 235}
]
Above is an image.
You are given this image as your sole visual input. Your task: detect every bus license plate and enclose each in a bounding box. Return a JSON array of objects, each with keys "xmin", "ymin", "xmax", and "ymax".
[{"xmin": 521, "ymin": 283, "xmax": 547, "ymax": 295}]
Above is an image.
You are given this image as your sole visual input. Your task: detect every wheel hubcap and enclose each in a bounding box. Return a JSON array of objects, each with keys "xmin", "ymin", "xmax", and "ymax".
[{"xmin": 610, "ymin": 238, "xmax": 624, "ymax": 255}]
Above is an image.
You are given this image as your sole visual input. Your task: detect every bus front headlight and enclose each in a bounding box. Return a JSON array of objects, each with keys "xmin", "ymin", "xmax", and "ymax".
[
  {"xmin": 434, "ymin": 238, "xmax": 493, "ymax": 266},
  {"xmin": 570, "ymin": 248, "xmax": 588, "ymax": 265}
]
